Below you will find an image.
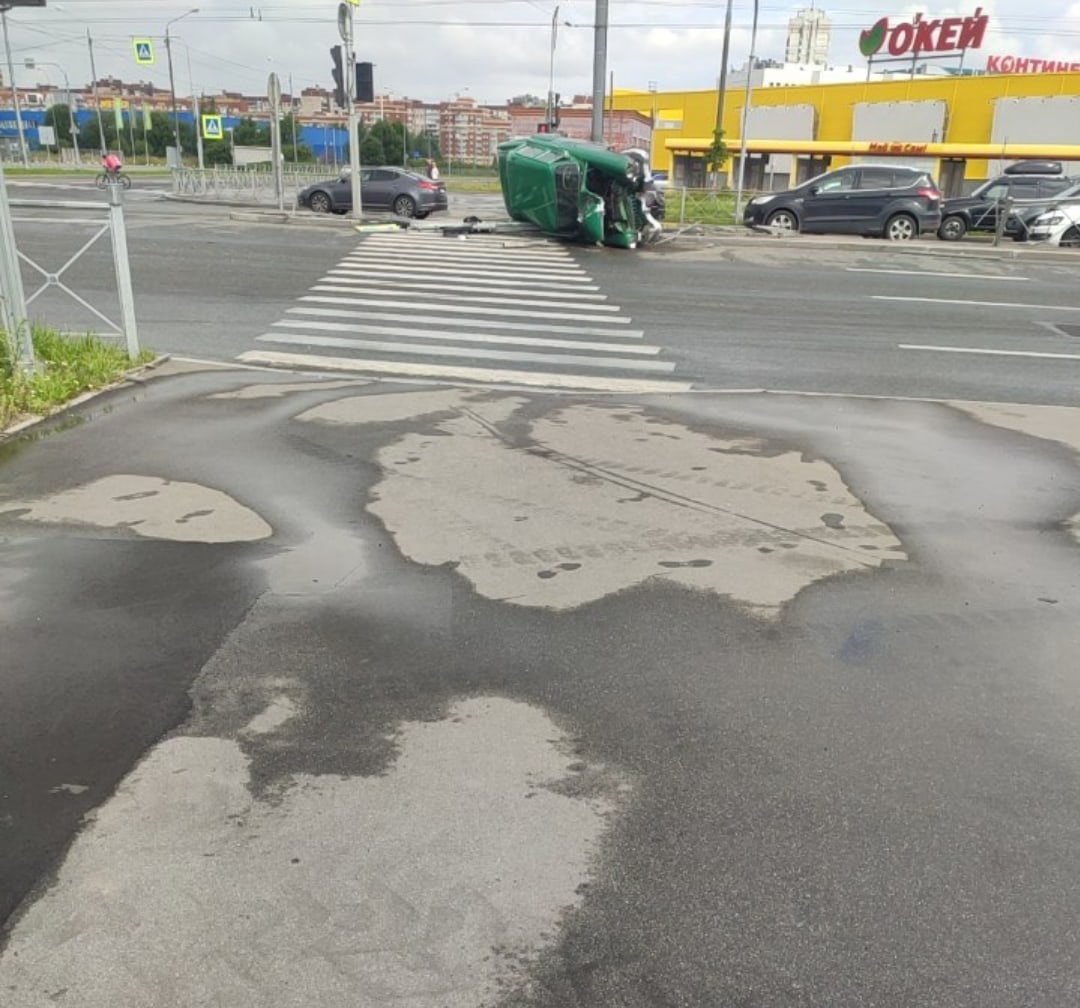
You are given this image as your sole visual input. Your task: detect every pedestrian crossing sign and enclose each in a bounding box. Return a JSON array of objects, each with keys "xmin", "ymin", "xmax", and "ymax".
[
  {"xmin": 133, "ymin": 39, "xmax": 154, "ymax": 65},
  {"xmin": 201, "ymin": 115, "xmax": 224, "ymax": 140}
]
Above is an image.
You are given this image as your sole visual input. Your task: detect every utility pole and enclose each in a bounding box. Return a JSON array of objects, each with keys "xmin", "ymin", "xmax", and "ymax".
[
  {"xmin": 339, "ymin": 2, "xmax": 362, "ymax": 220},
  {"xmin": 590, "ymin": 0, "xmax": 608, "ymax": 143},
  {"xmin": 734, "ymin": 0, "xmax": 760, "ymax": 219},
  {"xmin": 164, "ymin": 9, "xmax": 199, "ymax": 167},
  {"xmin": 289, "ymin": 72, "xmax": 297, "ymax": 157},
  {"xmin": 87, "ymin": 30, "xmax": 106, "ymax": 155},
  {"xmin": 547, "ymin": 5, "xmax": 559, "ymax": 131},
  {"xmin": 714, "ymin": 0, "xmax": 734, "ymax": 158},
  {"xmin": 1, "ymin": 7, "xmax": 29, "ymax": 167},
  {"xmin": 164, "ymin": 31, "xmax": 180, "ymax": 161}
]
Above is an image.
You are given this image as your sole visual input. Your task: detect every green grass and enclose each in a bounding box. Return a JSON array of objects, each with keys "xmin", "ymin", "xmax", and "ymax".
[
  {"xmin": 1, "ymin": 326, "xmax": 153, "ymax": 429},
  {"xmin": 444, "ymin": 175, "xmax": 502, "ymax": 193},
  {"xmin": 668, "ymin": 189, "xmax": 740, "ymax": 226}
]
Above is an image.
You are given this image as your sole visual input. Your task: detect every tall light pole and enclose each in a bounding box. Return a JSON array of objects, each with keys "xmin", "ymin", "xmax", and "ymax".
[
  {"xmin": 165, "ymin": 8, "xmax": 198, "ymax": 165},
  {"xmin": 1, "ymin": 7, "xmax": 29, "ymax": 166},
  {"xmin": 734, "ymin": 0, "xmax": 760, "ymax": 218},
  {"xmin": 547, "ymin": 5, "xmax": 559, "ymax": 131},
  {"xmin": 28, "ymin": 60, "xmax": 80, "ymax": 165},
  {"xmin": 713, "ymin": 0, "xmax": 734, "ymax": 185},
  {"xmin": 590, "ymin": 0, "xmax": 608, "ymax": 143},
  {"xmin": 174, "ymin": 39, "xmax": 203, "ymax": 168}
]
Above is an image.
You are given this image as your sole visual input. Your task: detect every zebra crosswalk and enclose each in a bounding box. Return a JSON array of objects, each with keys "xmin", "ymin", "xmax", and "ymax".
[{"xmin": 237, "ymin": 230, "xmax": 691, "ymax": 393}]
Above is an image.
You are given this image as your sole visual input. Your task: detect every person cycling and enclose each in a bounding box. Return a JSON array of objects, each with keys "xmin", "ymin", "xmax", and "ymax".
[{"xmin": 101, "ymin": 151, "xmax": 123, "ymax": 177}]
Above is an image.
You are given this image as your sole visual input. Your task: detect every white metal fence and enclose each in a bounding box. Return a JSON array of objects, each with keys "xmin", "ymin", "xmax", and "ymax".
[
  {"xmin": 171, "ymin": 166, "xmax": 333, "ymax": 205},
  {"xmin": 1, "ymin": 176, "xmax": 140, "ymax": 369}
]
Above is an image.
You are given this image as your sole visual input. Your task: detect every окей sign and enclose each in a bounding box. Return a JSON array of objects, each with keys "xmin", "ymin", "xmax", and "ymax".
[{"xmin": 859, "ymin": 7, "xmax": 988, "ymax": 58}]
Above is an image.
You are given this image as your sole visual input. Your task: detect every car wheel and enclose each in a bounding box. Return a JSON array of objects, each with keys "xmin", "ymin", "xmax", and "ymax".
[
  {"xmin": 764, "ymin": 208, "xmax": 798, "ymax": 231},
  {"xmin": 885, "ymin": 213, "xmax": 918, "ymax": 241},
  {"xmin": 1060, "ymin": 226, "xmax": 1080, "ymax": 248},
  {"xmin": 392, "ymin": 195, "xmax": 417, "ymax": 218},
  {"xmin": 308, "ymin": 191, "xmax": 332, "ymax": 214},
  {"xmin": 937, "ymin": 215, "xmax": 967, "ymax": 241}
]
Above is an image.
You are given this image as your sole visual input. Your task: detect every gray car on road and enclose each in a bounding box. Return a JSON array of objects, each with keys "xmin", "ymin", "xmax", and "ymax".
[{"xmin": 297, "ymin": 166, "xmax": 449, "ymax": 218}]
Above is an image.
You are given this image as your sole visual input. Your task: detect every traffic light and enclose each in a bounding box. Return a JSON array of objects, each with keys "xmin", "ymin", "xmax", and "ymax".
[
  {"xmin": 537, "ymin": 123, "xmax": 550, "ymax": 133},
  {"xmin": 356, "ymin": 62, "xmax": 374, "ymax": 104},
  {"xmin": 330, "ymin": 46, "xmax": 345, "ymax": 109}
]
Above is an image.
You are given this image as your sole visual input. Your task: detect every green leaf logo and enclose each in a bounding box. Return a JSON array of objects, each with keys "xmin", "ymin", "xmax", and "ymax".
[{"xmin": 859, "ymin": 18, "xmax": 888, "ymax": 57}]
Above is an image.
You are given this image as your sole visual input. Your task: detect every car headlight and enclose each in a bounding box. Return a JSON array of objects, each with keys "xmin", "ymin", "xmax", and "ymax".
[
  {"xmin": 748, "ymin": 195, "xmax": 774, "ymax": 207},
  {"xmin": 1036, "ymin": 215, "xmax": 1064, "ymax": 226}
]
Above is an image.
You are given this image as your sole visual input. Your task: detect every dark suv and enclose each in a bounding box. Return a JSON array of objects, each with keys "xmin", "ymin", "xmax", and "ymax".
[
  {"xmin": 937, "ymin": 164, "xmax": 1078, "ymax": 241},
  {"xmin": 743, "ymin": 165, "xmax": 942, "ymax": 240}
]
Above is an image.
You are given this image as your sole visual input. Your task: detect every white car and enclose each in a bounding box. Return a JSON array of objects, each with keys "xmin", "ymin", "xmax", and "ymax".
[{"xmin": 1027, "ymin": 201, "xmax": 1080, "ymax": 246}]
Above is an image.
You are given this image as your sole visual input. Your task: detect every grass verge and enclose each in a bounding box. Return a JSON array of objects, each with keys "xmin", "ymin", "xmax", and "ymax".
[{"xmin": 1, "ymin": 327, "xmax": 154, "ymax": 430}]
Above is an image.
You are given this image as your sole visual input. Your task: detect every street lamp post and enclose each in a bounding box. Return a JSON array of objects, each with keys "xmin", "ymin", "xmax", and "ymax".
[
  {"xmin": 734, "ymin": 0, "xmax": 760, "ymax": 219},
  {"xmin": 165, "ymin": 8, "xmax": 198, "ymax": 166},
  {"xmin": 547, "ymin": 5, "xmax": 559, "ymax": 131},
  {"xmin": 29, "ymin": 60, "xmax": 81, "ymax": 165}
]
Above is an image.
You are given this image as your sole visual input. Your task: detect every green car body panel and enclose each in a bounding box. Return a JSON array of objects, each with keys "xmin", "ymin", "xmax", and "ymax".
[{"xmin": 497, "ymin": 134, "xmax": 649, "ymax": 249}]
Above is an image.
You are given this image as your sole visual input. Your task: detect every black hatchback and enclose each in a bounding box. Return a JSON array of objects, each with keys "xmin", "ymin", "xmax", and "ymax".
[{"xmin": 743, "ymin": 164, "xmax": 942, "ymax": 240}]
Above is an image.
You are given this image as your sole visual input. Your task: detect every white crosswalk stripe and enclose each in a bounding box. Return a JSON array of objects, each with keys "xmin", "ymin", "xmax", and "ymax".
[{"xmin": 240, "ymin": 230, "xmax": 690, "ymax": 392}]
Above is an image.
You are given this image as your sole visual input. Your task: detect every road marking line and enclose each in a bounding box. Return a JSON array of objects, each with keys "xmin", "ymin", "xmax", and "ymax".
[
  {"xmin": 848, "ymin": 268, "xmax": 1030, "ymax": 282},
  {"xmin": 899, "ymin": 343, "xmax": 1080, "ymax": 361},
  {"xmin": 314, "ymin": 280, "xmax": 616, "ymax": 312},
  {"xmin": 257, "ymin": 332, "xmax": 675, "ymax": 372},
  {"xmin": 874, "ymin": 295, "xmax": 1080, "ymax": 311},
  {"xmin": 274, "ymin": 318, "xmax": 658, "ymax": 354},
  {"xmin": 323, "ymin": 274, "xmax": 603, "ymax": 298},
  {"xmin": 329, "ymin": 265, "xmax": 598, "ymax": 291},
  {"xmin": 237, "ymin": 351, "xmax": 693, "ymax": 393},
  {"xmin": 339, "ymin": 259, "xmax": 591, "ymax": 282},
  {"xmin": 348, "ymin": 247, "xmax": 579, "ymax": 267},
  {"xmin": 293, "ymin": 302, "xmax": 645, "ymax": 338},
  {"xmin": 305, "ymin": 290, "xmax": 632, "ymax": 323}
]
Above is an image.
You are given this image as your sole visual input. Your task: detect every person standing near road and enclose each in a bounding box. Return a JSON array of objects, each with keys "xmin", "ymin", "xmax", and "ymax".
[{"xmin": 426, "ymin": 158, "xmax": 440, "ymax": 181}]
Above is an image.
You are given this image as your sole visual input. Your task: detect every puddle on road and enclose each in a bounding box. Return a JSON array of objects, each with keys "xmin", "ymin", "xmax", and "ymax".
[
  {"xmin": 0, "ymin": 697, "xmax": 617, "ymax": 1008},
  {"xmin": 338, "ymin": 394, "xmax": 904, "ymax": 614},
  {"xmin": 0, "ymin": 474, "xmax": 271, "ymax": 543}
]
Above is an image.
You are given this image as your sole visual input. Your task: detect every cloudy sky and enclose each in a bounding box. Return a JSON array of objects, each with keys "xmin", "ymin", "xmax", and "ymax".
[{"xmin": 3, "ymin": 0, "xmax": 1079, "ymax": 104}]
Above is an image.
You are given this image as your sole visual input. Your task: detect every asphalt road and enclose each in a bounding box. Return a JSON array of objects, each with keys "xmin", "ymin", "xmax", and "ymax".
[
  {"xmin": 7, "ymin": 183, "xmax": 1079, "ymax": 404},
  {"xmin": 1, "ymin": 366, "xmax": 1078, "ymax": 1006},
  {"xmin": 3, "ymin": 182, "xmax": 1080, "ymax": 1005}
]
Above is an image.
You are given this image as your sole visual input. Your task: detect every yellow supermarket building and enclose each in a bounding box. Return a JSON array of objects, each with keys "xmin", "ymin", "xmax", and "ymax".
[{"xmin": 611, "ymin": 71, "xmax": 1080, "ymax": 196}]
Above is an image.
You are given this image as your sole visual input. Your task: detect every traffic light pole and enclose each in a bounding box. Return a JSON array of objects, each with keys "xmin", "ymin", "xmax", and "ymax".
[{"xmin": 344, "ymin": 5, "xmax": 362, "ymax": 221}]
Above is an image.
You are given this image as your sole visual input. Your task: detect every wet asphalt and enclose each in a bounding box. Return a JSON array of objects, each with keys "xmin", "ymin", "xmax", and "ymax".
[{"xmin": 1, "ymin": 365, "xmax": 1078, "ymax": 1005}]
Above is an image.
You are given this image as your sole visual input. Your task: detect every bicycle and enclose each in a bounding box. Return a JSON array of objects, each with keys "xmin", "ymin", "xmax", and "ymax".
[{"xmin": 95, "ymin": 171, "xmax": 132, "ymax": 190}]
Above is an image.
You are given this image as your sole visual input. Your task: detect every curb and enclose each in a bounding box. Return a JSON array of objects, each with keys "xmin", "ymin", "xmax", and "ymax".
[
  {"xmin": 660, "ymin": 228, "xmax": 1080, "ymax": 263},
  {"xmin": 1, "ymin": 354, "xmax": 173, "ymax": 440}
]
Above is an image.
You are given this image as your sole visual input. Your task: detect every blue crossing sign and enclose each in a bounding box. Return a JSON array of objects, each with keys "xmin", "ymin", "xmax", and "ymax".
[
  {"xmin": 133, "ymin": 39, "xmax": 155, "ymax": 65},
  {"xmin": 201, "ymin": 115, "xmax": 224, "ymax": 140}
]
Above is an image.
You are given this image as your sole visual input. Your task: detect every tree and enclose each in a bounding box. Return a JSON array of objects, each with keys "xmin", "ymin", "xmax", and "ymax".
[
  {"xmin": 509, "ymin": 93, "xmax": 544, "ymax": 106},
  {"xmin": 43, "ymin": 104, "xmax": 74, "ymax": 147},
  {"xmin": 203, "ymin": 139, "xmax": 232, "ymax": 166},
  {"xmin": 705, "ymin": 127, "xmax": 728, "ymax": 185},
  {"xmin": 369, "ymin": 119, "xmax": 404, "ymax": 166},
  {"xmin": 360, "ymin": 133, "xmax": 384, "ymax": 165},
  {"xmin": 232, "ymin": 116, "xmax": 270, "ymax": 147}
]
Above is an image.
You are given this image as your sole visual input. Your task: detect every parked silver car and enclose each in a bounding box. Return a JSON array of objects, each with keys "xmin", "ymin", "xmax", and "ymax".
[{"xmin": 297, "ymin": 166, "xmax": 448, "ymax": 218}]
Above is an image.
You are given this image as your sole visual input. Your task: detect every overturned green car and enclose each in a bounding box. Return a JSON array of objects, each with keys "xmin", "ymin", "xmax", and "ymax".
[{"xmin": 496, "ymin": 134, "xmax": 663, "ymax": 249}]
